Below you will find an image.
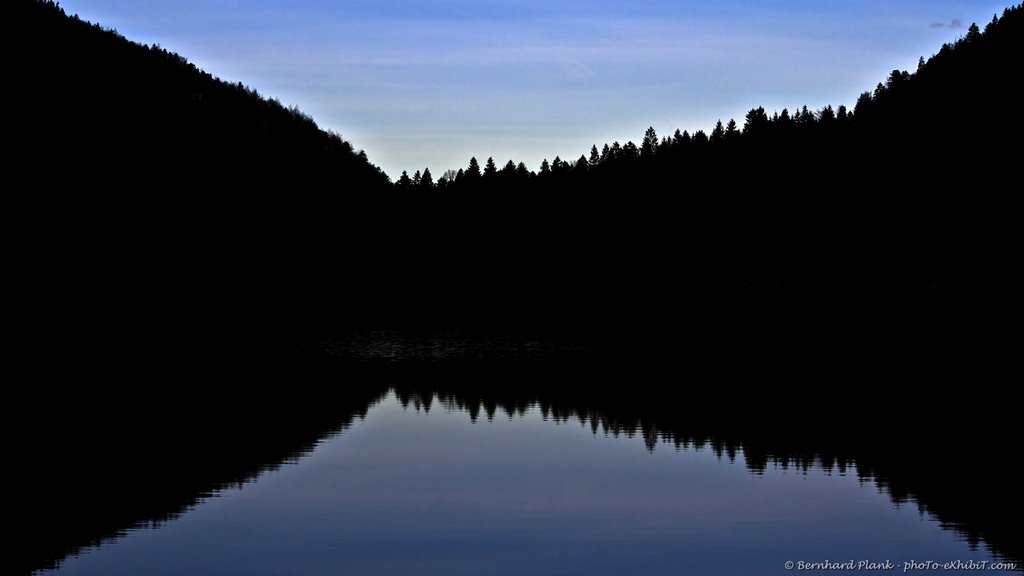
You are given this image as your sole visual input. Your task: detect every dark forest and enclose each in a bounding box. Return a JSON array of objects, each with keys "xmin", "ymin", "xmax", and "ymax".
[
  {"xmin": 7, "ymin": 0, "xmax": 1022, "ymax": 290},
  {"xmin": 4, "ymin": 2, "xmax": 1022, "ymax": 574}
]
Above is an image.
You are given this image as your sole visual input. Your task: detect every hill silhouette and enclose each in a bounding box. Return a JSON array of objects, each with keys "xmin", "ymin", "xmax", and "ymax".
[
  {"xmin": 6, "ymin": 0, "xmax": 395, "ymax": 376},
  {"xmin": 8, "ymin": 0, "xmax": 391, "ymax": 295},
  {"xmin": 4, "ymin": 3, "xmax": 1021, "ymax": 573},
  {"xmin": 7, "ymin": 0, "xmax": 1021, "ymax": 306},
  {"xmin": 391, "ymin": 5, "xmax": 1022, "ymax": 289},
  {"xmin": 12, "ymin": 0, "xmax": 389, "ymax": 192},
  {"xmin": 4, "ymin": 0, "xmax": 1018, "ymax": 407},
  {"xmin": 5, "ymin": 1, "xmax": 1019, "ymax": 403}
]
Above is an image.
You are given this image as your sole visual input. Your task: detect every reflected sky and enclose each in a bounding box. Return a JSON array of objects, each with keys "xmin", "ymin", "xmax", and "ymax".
[{"xmin": 44, "ymin": 392, "xmax": 1003, "ymax": 575}]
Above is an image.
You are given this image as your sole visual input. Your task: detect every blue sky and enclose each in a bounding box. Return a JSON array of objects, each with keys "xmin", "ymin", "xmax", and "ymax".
[{"xmin": 58, "ymin": 0, "xmax": 1009, "ymax": 179}]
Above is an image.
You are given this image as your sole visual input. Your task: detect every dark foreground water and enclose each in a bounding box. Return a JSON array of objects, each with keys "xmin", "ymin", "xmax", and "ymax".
[{"xmin": 38, "ymin": 384, "xmax": 1016, "ymax": 576}]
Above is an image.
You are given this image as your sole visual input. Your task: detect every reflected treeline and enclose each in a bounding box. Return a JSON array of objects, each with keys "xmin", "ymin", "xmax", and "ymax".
[
  {"xmin": 9, "ymin": 323, "xmax": 1019, "ymax": 573},
  {"xmin": 7, "ymin": 0, "xmax": 1021, "ymax": 572},
  {"xmin": 10, "ymin": 353, "xmax": 390, "ymax": 575},
  {"xmin": 381, "ymin": 358, "xmax": 1020, "ymax": 565}
]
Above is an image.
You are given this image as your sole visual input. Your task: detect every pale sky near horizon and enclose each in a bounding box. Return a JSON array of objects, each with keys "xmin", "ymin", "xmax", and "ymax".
[{"xmin": 56, "ymin": 0, "xmax": 1009, "ymax": 180}]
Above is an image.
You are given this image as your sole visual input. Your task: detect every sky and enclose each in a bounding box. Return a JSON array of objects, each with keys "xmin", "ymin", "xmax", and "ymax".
[{"xmin": 57, "ymin": 0, "xmax": 1010, "ymax": 180}]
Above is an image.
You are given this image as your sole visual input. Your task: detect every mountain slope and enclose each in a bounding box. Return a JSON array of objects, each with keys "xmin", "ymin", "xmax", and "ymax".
[
  {"xmin": 3, "ymin": 1, "xmax": 405, "ymax": 402},
  {"xmin": 7, "ymin": 0, "xmax": 392, "ymax": 287},
  {"xmin": 11, "ymin": 0, "xmax": 389, "ymax": 192},
  {"xmin": 411, "ymin": 4, "xmax": 1022, "ymax": 199},
  {"xmin": 388, "ymin": 5, "xmax": 1022, "ymax": 287}
]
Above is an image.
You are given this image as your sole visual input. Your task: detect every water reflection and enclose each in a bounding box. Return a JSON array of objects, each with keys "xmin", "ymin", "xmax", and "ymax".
[
  {"xmin": 388, "ymin": 379, "xmax": 1021, "ymax": 566},
  {"xmin": 17, "ymin": 328, "xmax": 1021, "ymax": 574},
  {"xmin": 12, "ymin": 366, "xmax": 389, "ymax": 576},
  {"xmin": 36, "ymin": 387, "xmax": 1017, "ymax": 576}
]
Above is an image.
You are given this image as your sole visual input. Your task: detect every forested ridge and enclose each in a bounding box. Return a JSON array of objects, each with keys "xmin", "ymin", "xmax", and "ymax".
[
  {"xmin": 7, "ymin": 0, "xmax": 1022, "ymax": 288},
  {"xmin": 8, "ymin": 0, "xmax": 392, "ymax": 287},
  {"xmin": 3, "ymin": 0, "xmax": 1020, "ymax": 363},
  {"xmin": 387, "ymin": 6, "xmax": 1021, "ymax": 287},
  {"xmin": 402, "ymin": 5, "xmax": 1021, "ymax": 198},
  {"xmin": 11, "ymin": 0, "xmax": 389, "ymax": 190},
  {"xmin": 4, "ymin": 5, "xmax": 1021, "ymax": 572}
]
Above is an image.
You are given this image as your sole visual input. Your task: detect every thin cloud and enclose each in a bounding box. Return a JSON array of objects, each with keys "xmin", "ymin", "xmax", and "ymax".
[{"xmin": 930, "ymin": 18, "xmax": 965, "ymax": 29}]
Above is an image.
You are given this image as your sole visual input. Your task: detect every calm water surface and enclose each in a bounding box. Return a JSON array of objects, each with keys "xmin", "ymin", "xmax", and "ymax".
[{"xmin": 42, "ymin": 389, "xmax": 1007, "ymax": 575}]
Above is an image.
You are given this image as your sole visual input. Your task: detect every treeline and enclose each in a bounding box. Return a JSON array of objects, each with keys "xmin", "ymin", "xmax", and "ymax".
[
  {"xmin": 9, "ymin": 0, "xmax": 392, "ymax": 285},
  {"xmin": 6, "ymin": 0, "xmax": 400, "ymax": 346},
  {"xmin": 384, "ymin": 5, "xmax": 1021, "ymax": 288},
  {"xmin": 397, "ymin": 105, "xmax": 852, "ymax": 193},
  {"xmin": 12, "ymin": 0, "xmax": 389, "ymax": 192},
  {"xmin": 5, "ymin": 0, "xmax": 1020, "ymax": 357},
  {"xmin": 4, "ymin": 0, "xmax": 402, "ymax": 398},
  {"xmin": 9, "ymin": 0, "xmax": 1020, "ymax": 290},
  {"xmin": 401, "ymin": 5, "xmax": 1021, "ymax": 197}
]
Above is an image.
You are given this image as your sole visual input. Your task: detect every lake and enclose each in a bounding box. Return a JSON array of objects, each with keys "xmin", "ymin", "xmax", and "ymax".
[{"xmin": 34, "ymin": 328, "xmax": 1019, "ymax": 576}]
